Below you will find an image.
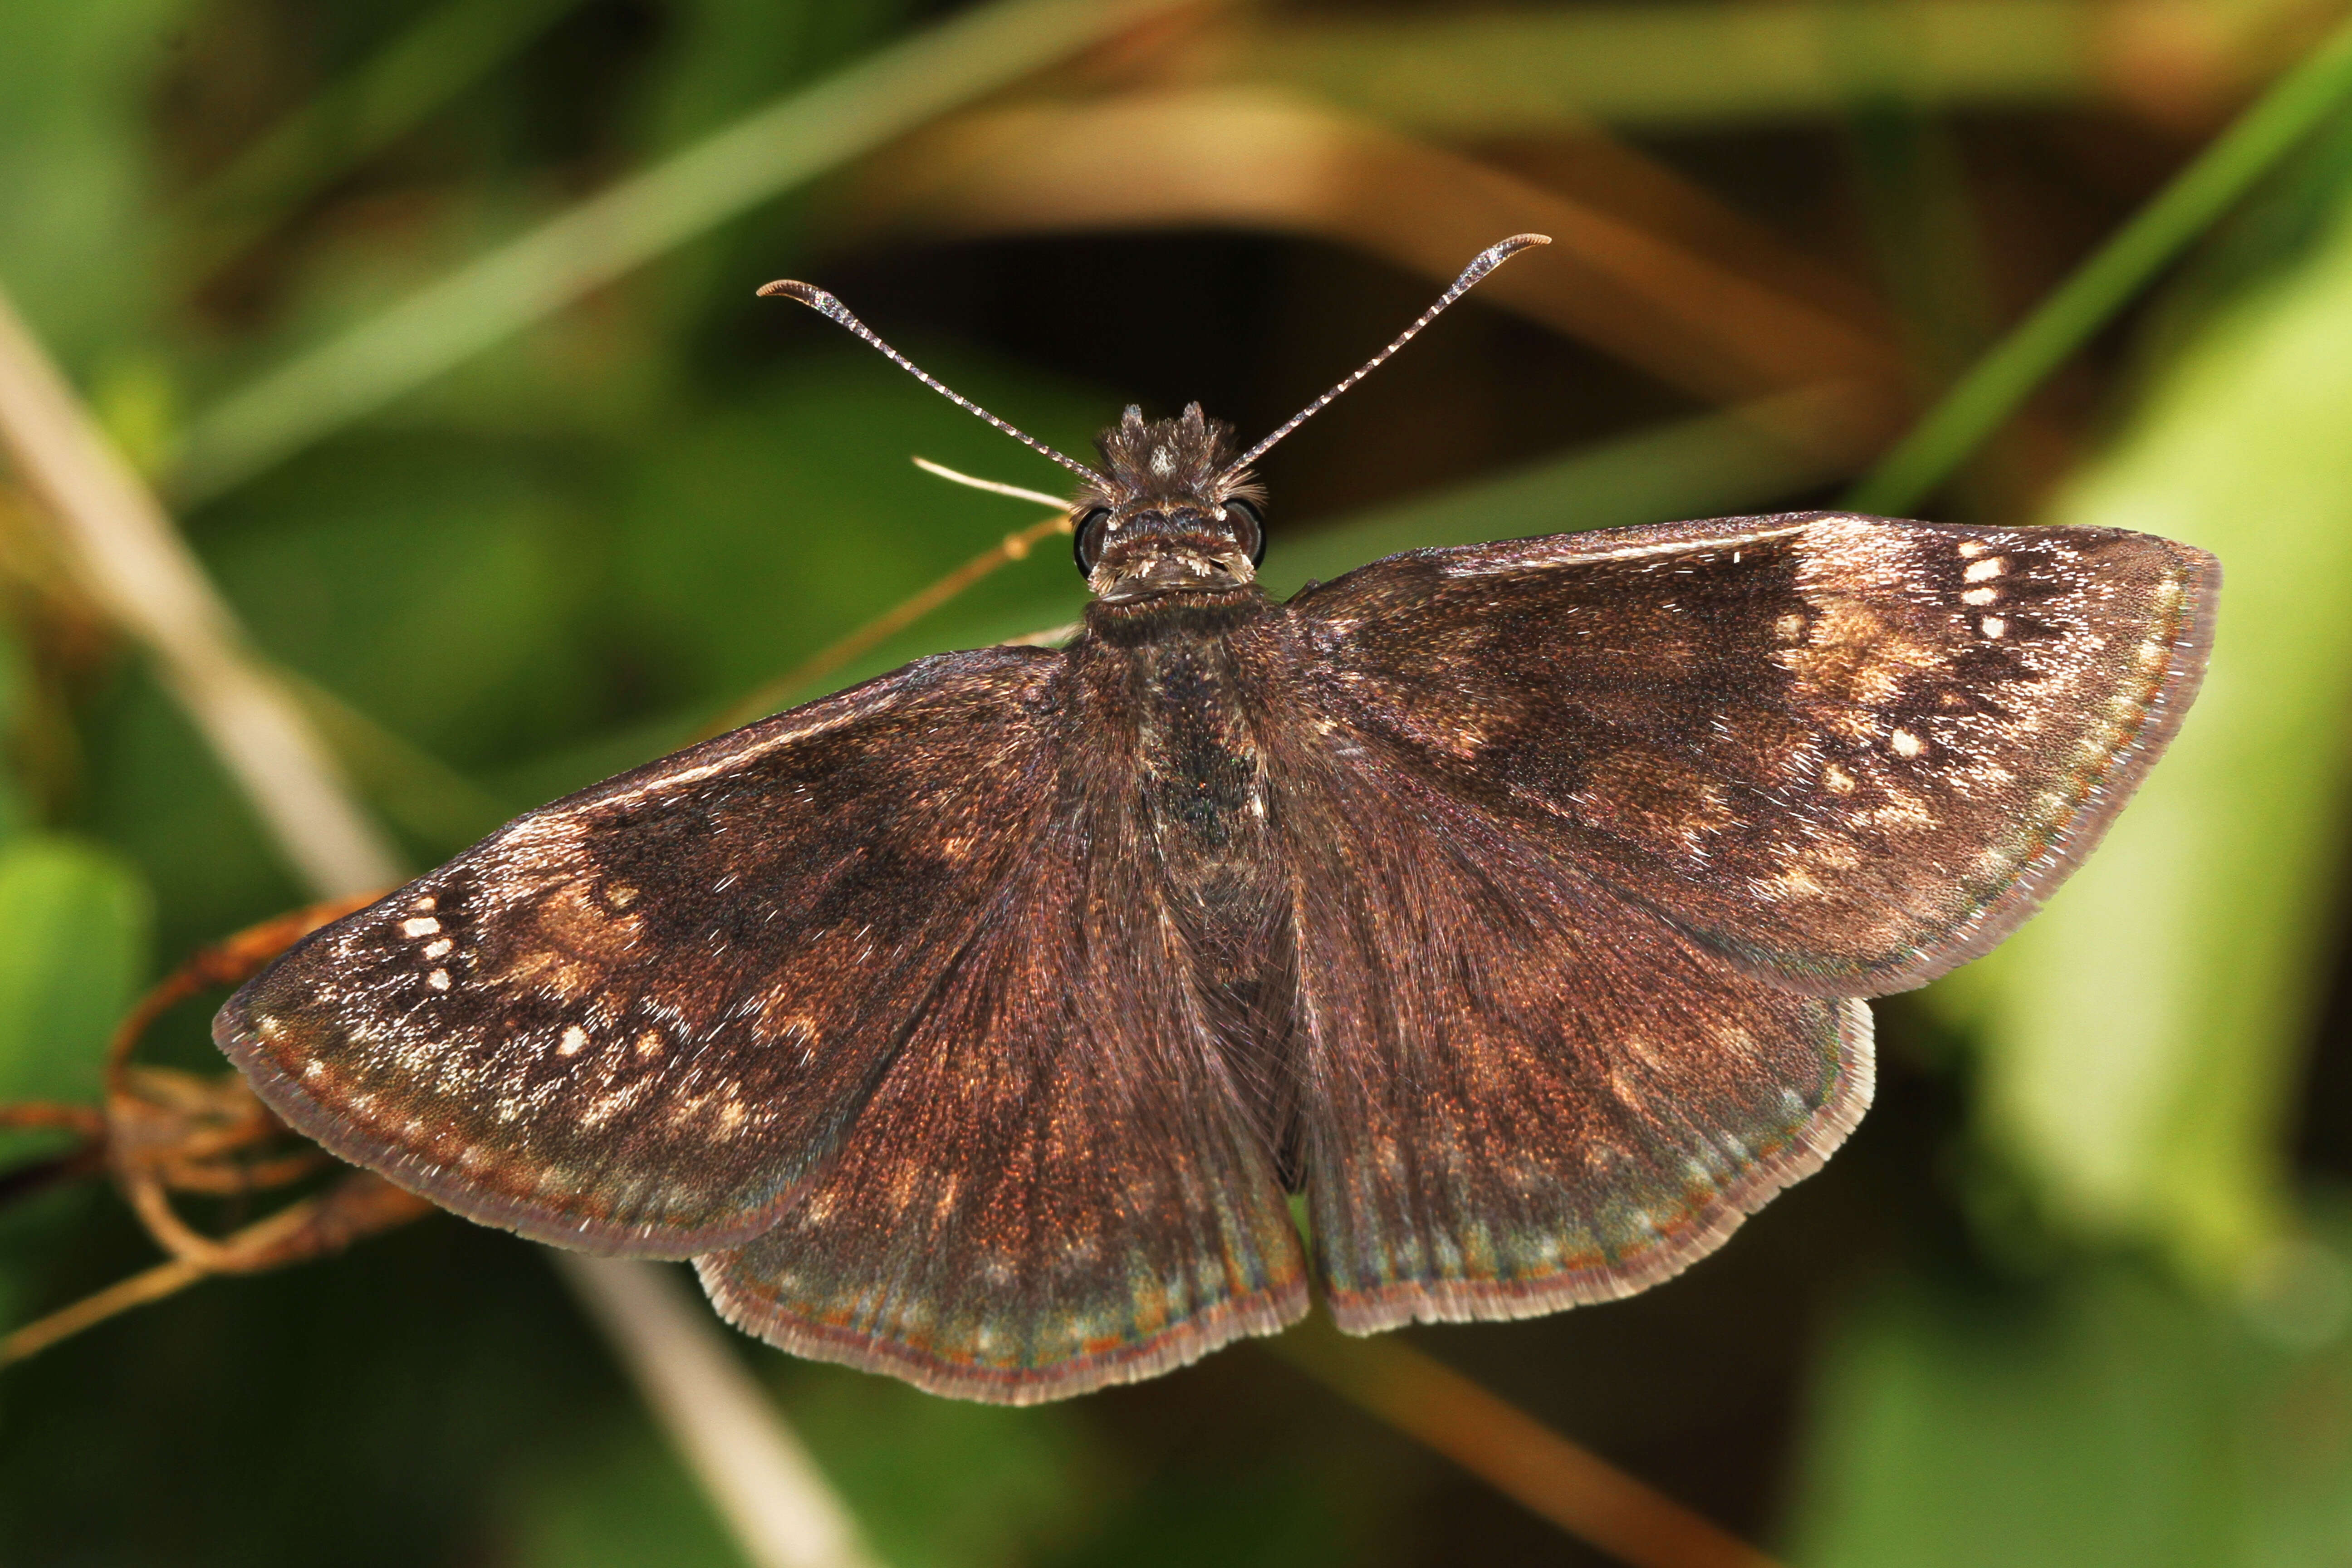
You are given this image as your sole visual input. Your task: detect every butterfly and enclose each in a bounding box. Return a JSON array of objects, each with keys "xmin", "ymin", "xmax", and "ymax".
[{"xmin": 216, "ymin": 235, "xmax": 2216, "ymax": 1404}]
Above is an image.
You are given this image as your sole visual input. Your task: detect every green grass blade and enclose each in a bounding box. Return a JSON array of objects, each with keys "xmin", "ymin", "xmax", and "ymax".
[
  {"xmin": 169, "ymin": 0, "xmax": 1192, "ymax": 506},
  {"xmin": 178, "ymin": 0, "xmax": 584, "ymax": 276},
  {"xmin": 1936, "ymin": 185, "xmax": 2352, "ymax": 1283},
  {"xmin": 1846, "ymin": 13, "xmax": 2352, "ymax": 516}
]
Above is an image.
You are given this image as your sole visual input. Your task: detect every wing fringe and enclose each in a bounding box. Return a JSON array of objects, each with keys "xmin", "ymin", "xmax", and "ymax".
[{"xmin": 1323, "ymin": 998, "xmax": 1873, "ymax": 1333}]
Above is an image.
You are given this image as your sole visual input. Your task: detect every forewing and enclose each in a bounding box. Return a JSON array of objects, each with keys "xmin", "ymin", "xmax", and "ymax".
[
  {"xmin": 217, "ymin": 649, "xmax": 1072, "ymax": 1254},
  {"xmin": 1288, "ymin": 512, "xmax": 2216, "ymax": 993},
  {"xmin": 1269, "ymin": 731, "xmax": 1871, "ymax": 1330},
  {"xmin": 696, "ymin": 739, "xmax": 1308, "ymax": 1403}
]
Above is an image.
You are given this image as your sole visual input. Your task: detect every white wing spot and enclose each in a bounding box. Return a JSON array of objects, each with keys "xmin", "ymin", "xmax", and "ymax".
[
  {"xmin": 1964, "ymin": 556, "xmax": 2006, "ymax": 582},
  {"xmin": 422, "ymin": 938, "xmax": 454, "ymax": 959},
  {"xmin": 559, "ymin": 1025, "xmax": 589, "ymax": 1056},
  {"xmin": 1982, "ymin": 615, "xmax": 2007, "ymax": 638},
  {"xmin": 401, "ymin": 916, "xmax": 441, "ymax": 938},
  {"xmin": 427, "ymin": 969, "xmax": 451, "ymax": 990},
  {"xmin": 1890, "ymin": 728, "xmax": 1924, "ymax": 758},
  {"xmin": 1961, "ymin": 586, "xmax": 1999, "ymax": 606}
]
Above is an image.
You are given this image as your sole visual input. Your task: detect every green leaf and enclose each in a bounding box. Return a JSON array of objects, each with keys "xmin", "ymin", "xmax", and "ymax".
[
  {"xmin": 783, "ymin": 1362, "xmax": 1099, "ymax": 1568},
  {"xmin": 1787, "ymin": 1209, "xmax": 2352, "ymax": 1566},
  {"xmin": 503, "ymin": 1421, "xmax": 743, "ymax": 1568},
  {"xmin": 0, "ymin": 0, "xmax": 183, "ymax": 373},
  {"xmin": 0, "ymin": 835, "xmax": 150, "ymax": 1106},
  {"xmin": 1934, "ymin": 180, "xmax": 2352, "ymax": 1280}
]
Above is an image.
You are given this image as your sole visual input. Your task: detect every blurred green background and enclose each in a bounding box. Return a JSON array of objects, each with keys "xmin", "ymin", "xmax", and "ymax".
[{"xmin": 3, "ymin": 0, "xmax": 2351, "ymax": 1563}]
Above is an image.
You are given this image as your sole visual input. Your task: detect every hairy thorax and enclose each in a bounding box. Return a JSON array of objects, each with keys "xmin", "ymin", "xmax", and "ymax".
[
  {"xmin": 1079, "ymin": 584, "xmax": 1295, "ymax": 978},
  {"xmin": 1075, "ymin": 582, "xmax": 1303, "ymax": 1175}
]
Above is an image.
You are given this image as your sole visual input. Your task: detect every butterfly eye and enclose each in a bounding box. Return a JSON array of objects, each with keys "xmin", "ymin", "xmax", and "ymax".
[
  {"xmin": 1073, "ymin": 508, "xmax": 1114, "ymax": 573},
  {"xmin": 1224, "ymin": 498, "xmax": 1266, "ymax": 566}
]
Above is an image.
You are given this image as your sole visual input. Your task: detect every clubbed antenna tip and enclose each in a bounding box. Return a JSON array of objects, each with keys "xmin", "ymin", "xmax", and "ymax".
[{"xmin": 1223, "ymin": 233, "xmax": 1551, "ymax": 478}]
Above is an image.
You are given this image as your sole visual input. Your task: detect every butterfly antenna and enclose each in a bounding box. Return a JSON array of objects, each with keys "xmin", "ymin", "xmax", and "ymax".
[
  {"xmin": 759, "ymin": 279, "xmax": 1107, "ymax": 487},
  {"xmin": 1223, "ymin": 234, "xmax": 1551, "ymax": 478}
]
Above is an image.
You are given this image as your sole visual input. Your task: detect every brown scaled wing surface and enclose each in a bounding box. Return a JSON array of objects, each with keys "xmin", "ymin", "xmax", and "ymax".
[
  {"xmin": 218, "ymin": 647, "xmax": 1307, "ymax": 1402},
  {"xmin": 1274, "ymin": 511, "xmax": 2211, "ymax": 1328},
  {"xmin": 216, "ymin": 511, "xmax": 2215, "ymax": 1397}
]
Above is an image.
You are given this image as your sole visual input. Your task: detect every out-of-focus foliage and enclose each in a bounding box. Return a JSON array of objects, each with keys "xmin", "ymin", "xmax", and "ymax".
[
  {"xmin": 3, "ymin": 1, "xmax": 2352, "ymax": 1565},
  {"xmin": 0, "ymin": 3, "xmax": 181, "ymax": 372},
  {"xmin": 1791, "ymin": 1203, "xmax": 2352, "ymax": 1567},
  {"xmin": 0, "ymin": 839, "xmax": 148, "ymax": 1108},
  {"xmin": 1942, "ymin": 172, "xmax": 2352, "ymax": 1279}
]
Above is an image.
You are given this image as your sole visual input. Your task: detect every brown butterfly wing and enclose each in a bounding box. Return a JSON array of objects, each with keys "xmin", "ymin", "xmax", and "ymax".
[
  {"xmin": 695, "ymin": 775, "xmax": 1307, "ymax": 1403},
  {"xmin": 218, "ymin": 650, "xmax": 1077, "ymax": 1254},
  {"xmin": 1267, "ymin": 714, "xmax": 1870, "ymax": 1329},
  {"xmin": 220, "ymin": 643, "xmax": 1305, "ymax": 1394},
  {"xmin": 1268, "ymin": 513, "xmax": 2206, "ymax": 1324},
  {"xmin": 697, "ymin": 623, "xmax": 1309, "ymax": 1402},
  {"xmin": 1288, "ymin": 512, "xmax": 2216, "ymax": 995}
]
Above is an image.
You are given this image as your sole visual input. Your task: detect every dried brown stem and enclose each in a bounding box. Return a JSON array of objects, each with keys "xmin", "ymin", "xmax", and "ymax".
[
  {"xmin": 1273, "ymin": 1325, "xmax": 1786, "ymax": 1568},
  {"xmin": 0, "ymin": 289, "xmax": 402, "ymax": 896},
  {"xmin": 0, "ymin": 1173, "xmax": 435, "ymax": 1365},
  {"xmin": 0, "ymin": 1256, "xmax": 206, "ymax": 1365},
  {"xmin": 94, "ymin": 899, "xmax": 425, "ymax": 1274},
  {"xmin": 558, "ymin": 1255, "xmax": 883, "ymax": 1568},
  {"xmin": 0, "ymin": 1103, "xmax": 103, "ymax": 1138}
]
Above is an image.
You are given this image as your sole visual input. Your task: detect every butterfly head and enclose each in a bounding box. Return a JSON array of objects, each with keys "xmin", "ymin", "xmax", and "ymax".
[{"xmin": 1072, "ymin": 403, "xmax": 1266, "ymax": 603}]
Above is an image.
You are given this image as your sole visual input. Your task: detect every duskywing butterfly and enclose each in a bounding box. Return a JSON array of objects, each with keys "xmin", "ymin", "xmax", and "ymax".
[{"xmin": 216, "ymin": 236, "xmax": 2216, "ymax": 1403}]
